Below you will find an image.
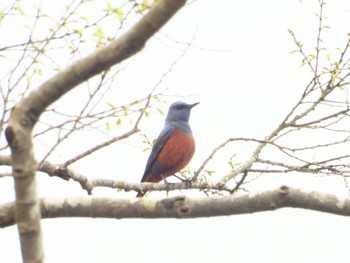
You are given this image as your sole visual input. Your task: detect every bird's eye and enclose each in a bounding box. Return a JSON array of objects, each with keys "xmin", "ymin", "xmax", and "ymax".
[{"xmin": 176, "ymin": 105, "xmax": 184, "ymax": 110}]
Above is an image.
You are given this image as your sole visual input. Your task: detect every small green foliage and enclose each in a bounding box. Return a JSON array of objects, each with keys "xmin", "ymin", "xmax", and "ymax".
[
  {"xmin": 13, "ymin": 2, "xmax": 24, "ymax": 15},
  {"xmin": 93, "ymin": 26, "xmax": 105, "ymax": 40},
  {"xmin": 122, "ymin": 107, "xmax": 128, "ymax": 116},
  {"xmin": 227, "ymin": 153, "xmax": 239, "ymax": 169},
  {"xmin": 105, "ymin": 2, "xmax": 124, "ymax": 21},
  {"xmin": 288, "ymin": 29, "xmax": 304, "ymax": 58},
  {"xmin": 107, "ymin": 102, "xmax": 116, "ymax": 109},
  {"xmin": 136, "ymin": 0, "xmax": 155, "ymax": 14},
  {"xmin": 156, "ymin": 108, "xmax": 164, "ymax": 115},
  {"xmin": 73, "ymin": 28, "xmax": 83, "ymax": 36},
  {"xmin": 333, "ymin": 61, "xmax": 340, "ymax": 69},
  {"xmin": 151, "ymin": 138, "xmax": 157, "ymax": 146},
  {"xmin": 227, "ymin": 159, "xmax": 233, "ymax": 168},
  {"xmin": 185, "ymin": 165, "xmax": 192, "ymax": 173},
  {"xmin": 142, "ymin": 147, "xmax": 152, "ymax": 152},
  {"xmin": 289, "ymin": 50, "xmax": 299, "ymax": 55},
  {"xmin": 116, "ymin": 118, "xmax": 122, "ymax": 126},
  {"xmin": 140, "ymin": 134, "xmax": 154, "ymax": 150},
  {"xmin": 105, "ymin": 122, "xmax": 111, "ymax": 132},
  {"xmin": 35, "ymin": 68, "xmax": 43, "ymax": 76},
  {"xmin": 114, "ymin": 9, "xmax": 124, "ymax": 21},
  {"xmin": 204, "ymin": 169, "xmax": 216, "ymax": 176}
]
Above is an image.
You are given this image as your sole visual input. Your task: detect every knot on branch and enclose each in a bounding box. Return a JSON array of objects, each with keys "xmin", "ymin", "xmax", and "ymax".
[
  {"xmin": 269, "ymin": 185, "xmax": 290, "ymax": 210},
  {"xmin": 4, "ymin": 126, "xmax": 15, "ymax": 146},
  {"xmin": 161, "ymin": 196, "xmax": 191, "ymax": 217},
  {"xmin": 279, "ymin": 185, "xmax": 289, "ymax": 196},
  {"xmin": 53, "ymin": 166, "xmax": 70, "ymax": 181}
]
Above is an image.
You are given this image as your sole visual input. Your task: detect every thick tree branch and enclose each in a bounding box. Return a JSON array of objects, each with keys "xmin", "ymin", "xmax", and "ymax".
[{"xmin": 1, "ymin": 186, "xmax": 349, "ymax": 228}]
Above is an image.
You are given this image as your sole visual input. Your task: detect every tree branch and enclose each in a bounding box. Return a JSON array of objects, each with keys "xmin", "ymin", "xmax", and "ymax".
[{"xmin": 1, "ymin": 186, "xmax": 349, "ymax": 228}]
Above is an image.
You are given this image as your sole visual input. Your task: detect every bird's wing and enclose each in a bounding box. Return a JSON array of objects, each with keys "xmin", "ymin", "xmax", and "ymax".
[{"xmin": 140, "ymin": 125, "xmax": 175, "ymax": 182}]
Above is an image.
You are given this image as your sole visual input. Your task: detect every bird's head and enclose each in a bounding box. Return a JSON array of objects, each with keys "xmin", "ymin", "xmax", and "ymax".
[{"xmin": 165, "ymin": 101, "xmax": 199, "ymax": 122}]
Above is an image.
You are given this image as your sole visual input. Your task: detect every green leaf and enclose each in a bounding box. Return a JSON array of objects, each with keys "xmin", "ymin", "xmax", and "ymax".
[
  {"xmin": 14, "ymin": 3, "xmax": 25, "ymax": 15},
  {"xmin": 116, "ymin": 118, "xmax": 122, "ymax": 126},
  {"xmin": 136, "ymin": 0, "xmax": 155, "ymax": 13},
  {"xmin": 93, "ymin": 26, "xmax": 105, "ymax": 40},
  {"xmin": 107, "ymin": 102, "xmax": 116, "ymax": 109},
  {"xmin": 35, "ymin": 68, "xmax": 43, "ymax": 75},
  {"xmin": 333, "ymin": 61, "xmax": 340, "ymax": 69},
  {"xmin": 156, "ymin": 108, "xmax": 164, "ymax": 115},
  {"xmin": 330, "ymin": 72, "xmax": 336, "ymax": 84},
  {"xmin": 289, "ymin": 50, "xmax": 299, "ymax": 55},
  {"xmin": 308, "ymin": 54, "xmax": 316, "ymax": 61},
  {"xmin": 73, "ymin": 28, "xmax": 83, "ymax": 36},
  {"xmin": 105, "ymin": 122, "xmax": 111, "ymax": 132},
  {"xmin": 105, "ymin": 2, "xmax": 124, "ymax": 20},
  {"xmin": 123, "ymin": 107, "xmax": 128, "ymax": 116},
  {"xmin": 114, "ymin": 8, "xmax": 124, "ymax": 21},
  {"xmin": 142, "ymin": 147, "xmax": 151, "ymax": 152},
  {"xmin": 204, "ymin": 170, "xmax": 216, "ymax": 176},
  {"xmin": 151, "ymin": 138, "xmax": 157, "ymax": 146}
]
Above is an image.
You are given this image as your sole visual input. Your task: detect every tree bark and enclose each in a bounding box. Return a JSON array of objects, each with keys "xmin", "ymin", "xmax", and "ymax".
[{"xmin": 1, "ymin": 186, "xmax": 349, "ymax": 228}]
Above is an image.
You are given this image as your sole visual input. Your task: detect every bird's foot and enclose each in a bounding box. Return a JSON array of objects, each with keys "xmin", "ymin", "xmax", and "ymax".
[{"xmin": 173, "ymin": 175, "xmax": 192, "ymax": 187}]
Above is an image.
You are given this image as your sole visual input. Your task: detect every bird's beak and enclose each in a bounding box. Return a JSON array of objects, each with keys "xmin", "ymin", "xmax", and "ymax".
[{"xmin": 189, "ymin": 102, "xmax": 200, "ymax": 109}]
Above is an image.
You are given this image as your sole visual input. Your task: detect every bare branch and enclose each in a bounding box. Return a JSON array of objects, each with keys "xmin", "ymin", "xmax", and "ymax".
[{"xmin": 1, "ymin": 186, "xmax": 350, "ymax": 228}]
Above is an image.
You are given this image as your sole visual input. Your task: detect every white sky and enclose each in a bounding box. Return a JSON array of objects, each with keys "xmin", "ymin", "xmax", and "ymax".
[{"xmin": 1, "ymin": 0, "xmax": 350, "ymax": 262}]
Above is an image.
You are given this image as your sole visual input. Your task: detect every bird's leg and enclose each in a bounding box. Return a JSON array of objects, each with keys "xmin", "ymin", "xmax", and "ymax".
[
  {"xmin": 174, "ymin": 173, "xmax": 192, "ymax": 188},
  {"xmin": 160, "ymin": 173, "xmax": 169, "ymax": 183},
  {"xmin": 161, "ymin": 174, "xmax": 177, "ymax": 196},
  {"xmin": 173, "ymin": 174, "xmax": 186, "ymax": 182}
]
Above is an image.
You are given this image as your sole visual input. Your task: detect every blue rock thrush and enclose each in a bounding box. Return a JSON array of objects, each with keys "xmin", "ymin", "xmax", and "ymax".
[{"xmin": 137, "ymin": 101, "xmax": 199, "ymax": 197}]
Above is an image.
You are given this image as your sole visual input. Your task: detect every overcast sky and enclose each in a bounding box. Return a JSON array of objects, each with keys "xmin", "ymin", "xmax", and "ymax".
[{"xmin": 1, "ymin": 0, "xmax": 350, "ymax": 262}]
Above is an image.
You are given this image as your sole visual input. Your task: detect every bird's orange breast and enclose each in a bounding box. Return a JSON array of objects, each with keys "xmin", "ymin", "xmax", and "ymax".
[{"xmin": 156, "ymin": 128, "xmax": 195, "ymax": 176}]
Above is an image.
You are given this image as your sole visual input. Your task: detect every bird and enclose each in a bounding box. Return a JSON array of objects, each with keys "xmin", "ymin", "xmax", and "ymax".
[{"xmin": 136, "ymin": 101, "xmax": 199, "ymax": 197}]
